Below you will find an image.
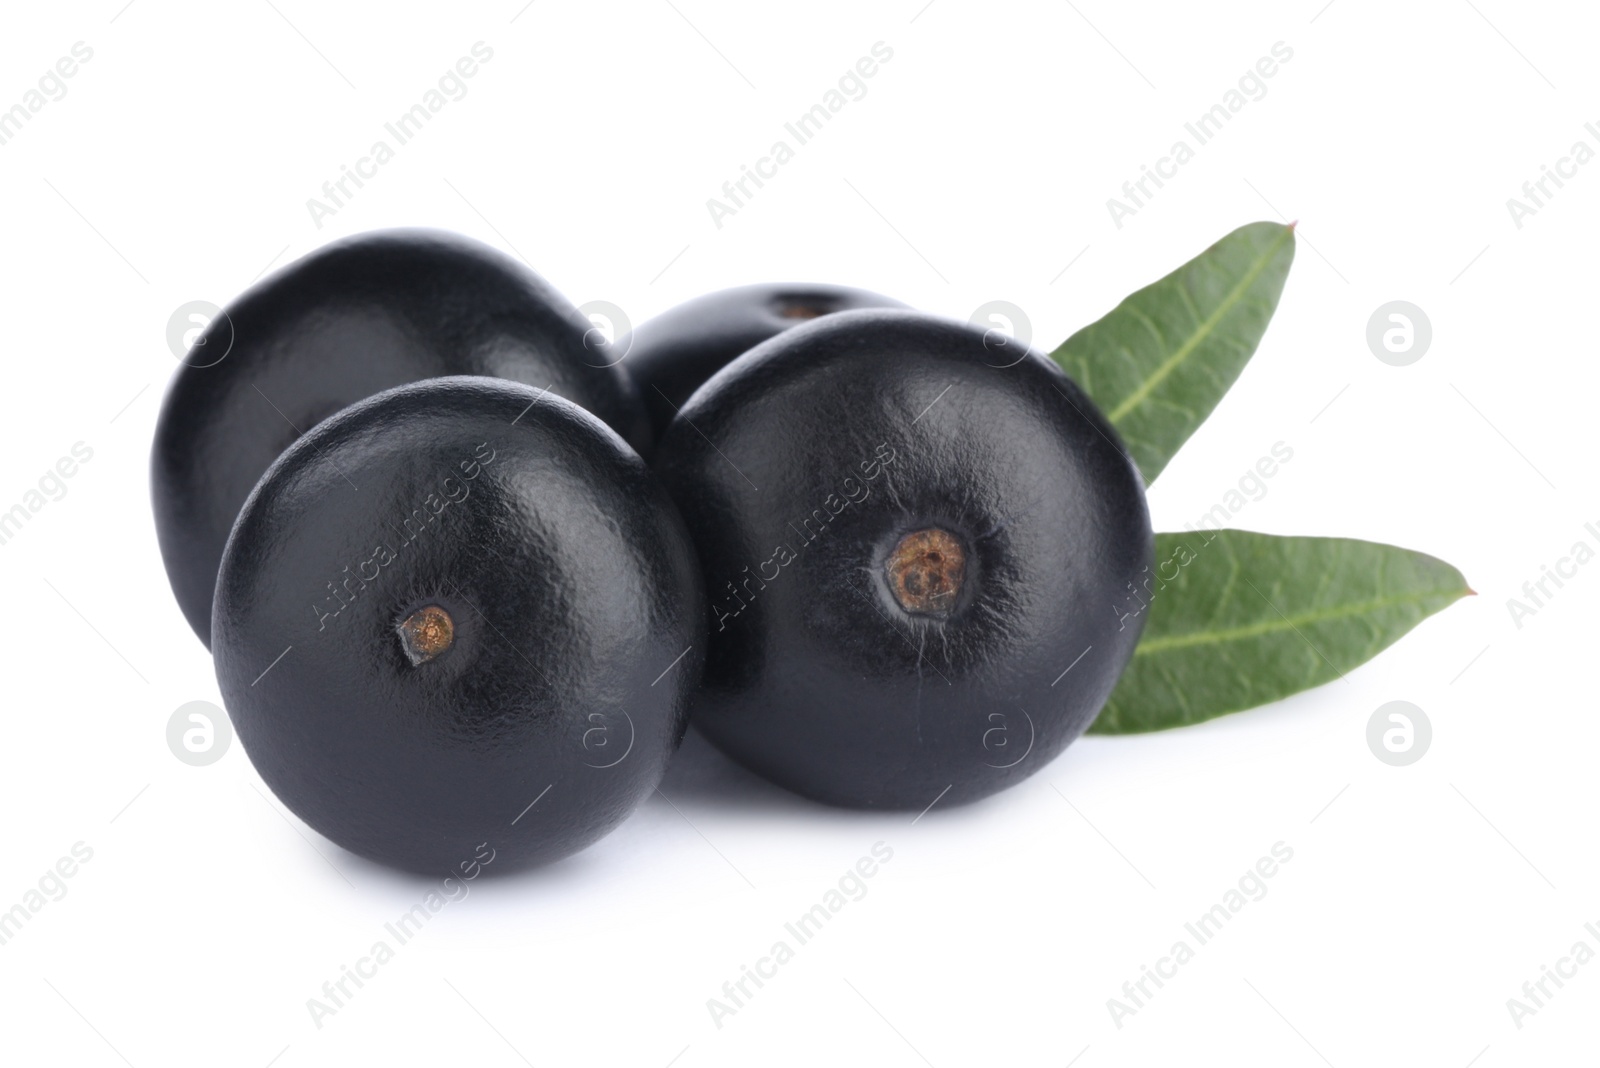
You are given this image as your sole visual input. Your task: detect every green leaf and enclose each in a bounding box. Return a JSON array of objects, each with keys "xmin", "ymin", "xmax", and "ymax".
[
  {"xmin": 1051, "ymin": 221, "xmax": 1295, "ymax": 484},
  {"xmin": 1090, "ymin": 530, "xmax": 1472, "ymax": 734}
]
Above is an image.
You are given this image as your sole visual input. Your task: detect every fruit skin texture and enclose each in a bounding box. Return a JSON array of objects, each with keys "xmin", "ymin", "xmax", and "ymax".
[
  {"xmin": 620, "ymin": 283, "xmax": 906, "ymax": 443},
  {"xmin": 652, "ymin": 309, "xmax": 1152, "ymax": 810},
  {"xmin": 213, "ymin": 377, "xmax": 702, "ymax": 874},
  {"xmin": 153, "ymin": 228, "xmax": 648, "ymax": 648}
]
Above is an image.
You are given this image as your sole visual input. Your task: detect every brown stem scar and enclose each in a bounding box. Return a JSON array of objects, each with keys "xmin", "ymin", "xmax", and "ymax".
[
  {"xmin": 398, "ymin": 605, "xmax": 454, "ymax": 666},
  {"xmin": 776, "ymin": 301, "xmax": 825, "ymax": 320},
  {"xmin": 886, "ymin": 528, "xmax": 966, "ymax": 617}
]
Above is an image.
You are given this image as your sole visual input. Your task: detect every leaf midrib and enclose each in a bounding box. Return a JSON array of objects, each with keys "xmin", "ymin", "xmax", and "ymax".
[
  {"xmin": 1106, "ymin": 225, "xmax": 1293, "ymax": 425},
  {"xmin": 1132, "ymin": 588, "xmax": 1465, "ymax": 656}
]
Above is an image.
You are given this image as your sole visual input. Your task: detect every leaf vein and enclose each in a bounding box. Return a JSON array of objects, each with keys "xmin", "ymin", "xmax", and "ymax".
[
  {"xmin": 1134, "ymin": 589, "xmax": 1463, "ymax": 656},
  {"xmin": 1105, "ymin": 226, "xmax": 1293, "ymax": 425}
]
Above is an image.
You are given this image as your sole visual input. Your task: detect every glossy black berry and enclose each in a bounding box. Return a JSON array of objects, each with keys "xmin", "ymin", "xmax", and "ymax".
[
  {"xmin": 652, "ymin": 309, "xmax": 1152, "ymax": 810},
  {"xmin": 153, "ymin": 228, "xmax": 648, "ymax": 647},
  {"xmin": 619, "ymin": 283, "xmax": 906, "ymax": 443},
  {"xmin": 213, "ymin": 377, "xmax": 702, "ymax": 873}
]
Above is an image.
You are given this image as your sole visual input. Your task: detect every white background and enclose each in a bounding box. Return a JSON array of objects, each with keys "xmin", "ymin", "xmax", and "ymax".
[{"xmin": 0, "ymin": 1, "xmax": 1594, "ymax": 1065}]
